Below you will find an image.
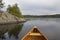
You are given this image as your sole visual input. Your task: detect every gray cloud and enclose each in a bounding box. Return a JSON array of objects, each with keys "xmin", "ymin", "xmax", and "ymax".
[{"xmin": 3, "ymin": 0, "xmax": 60, "ymax": 15}]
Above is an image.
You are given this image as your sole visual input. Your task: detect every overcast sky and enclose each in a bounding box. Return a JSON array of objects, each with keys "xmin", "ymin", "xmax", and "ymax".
[{"xmin": 3, "ymin": 0, "xmax": 60, "ymax": 15}]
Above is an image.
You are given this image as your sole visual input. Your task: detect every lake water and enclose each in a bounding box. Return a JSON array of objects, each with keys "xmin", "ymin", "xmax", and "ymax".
[{"xmin": 0, "ymin": 18, "xmax": 60, "ymax": 40}]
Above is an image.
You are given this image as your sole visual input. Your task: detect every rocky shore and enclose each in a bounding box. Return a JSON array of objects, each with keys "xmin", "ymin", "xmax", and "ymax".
[{"xmin": 0, "ymin": 12, "xmax": 25, "ymax": 24}]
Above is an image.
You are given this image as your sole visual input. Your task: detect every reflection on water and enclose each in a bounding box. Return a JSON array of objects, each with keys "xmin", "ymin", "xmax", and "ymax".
[
  {"xmin": 8, "ymin": 24, "xmax": 23, "ymax": 39},
  {"xmin": 0, "ymin": 18, "xmax": 60, "ymax": 40},
  {"xmin": 0, "ymin": 23, "xmax": 24, "ymax": 40}
]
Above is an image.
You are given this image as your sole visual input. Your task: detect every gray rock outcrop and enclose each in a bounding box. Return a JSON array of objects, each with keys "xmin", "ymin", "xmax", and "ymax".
[{"xmin": 0, "ymin": 12, "xmax": 25, "ymax": 24}]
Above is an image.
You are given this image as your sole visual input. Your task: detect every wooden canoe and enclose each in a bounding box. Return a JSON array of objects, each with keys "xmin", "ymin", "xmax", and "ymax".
[{"xmin": 21, "ymin": 26, "xmax": 48, "ymax": 40}]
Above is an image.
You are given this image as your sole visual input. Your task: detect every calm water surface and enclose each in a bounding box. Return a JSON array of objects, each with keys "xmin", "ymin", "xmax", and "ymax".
[{"xmin": 0, "ymin": 18, "xmax": 60, "ymax": 40}]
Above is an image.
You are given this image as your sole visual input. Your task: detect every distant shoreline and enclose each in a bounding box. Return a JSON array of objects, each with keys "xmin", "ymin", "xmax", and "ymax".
[{"xmin": 23, "ymin": 14, "xmax": 60, "ymax": 18}]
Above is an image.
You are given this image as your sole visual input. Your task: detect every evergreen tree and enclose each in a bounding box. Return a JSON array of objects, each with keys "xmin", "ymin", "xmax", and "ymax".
[
  {"xmin": 0, "ymin": 0, "xmax": 4, "ymax": 12},
  {"xmin": 7, "ymin": 3, "xmax": 23, "ymax": 18}
]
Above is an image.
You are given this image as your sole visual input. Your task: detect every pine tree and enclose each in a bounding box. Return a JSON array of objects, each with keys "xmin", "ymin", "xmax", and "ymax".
[
  {"xmin": 7, "ymin": 3, "xmax": 23, "ymax": 18},
  {"xmin": 0, "ymin": 0, "xmax": 4, "ymax": 12}
]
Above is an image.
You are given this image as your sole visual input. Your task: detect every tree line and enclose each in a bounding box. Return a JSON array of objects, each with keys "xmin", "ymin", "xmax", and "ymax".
[
  {"xmin": 23, "ymin": 14, "xmax": 60, "ymax": 18},
  {"xmin": 0, "ymin": 0, "xmax": 23, "ymax": 18}
]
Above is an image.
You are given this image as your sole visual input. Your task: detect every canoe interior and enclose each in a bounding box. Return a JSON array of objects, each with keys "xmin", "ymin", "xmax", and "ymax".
[{"xmin": 23, "ymin": 35, "xmax": 47, "ymax": 40}]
